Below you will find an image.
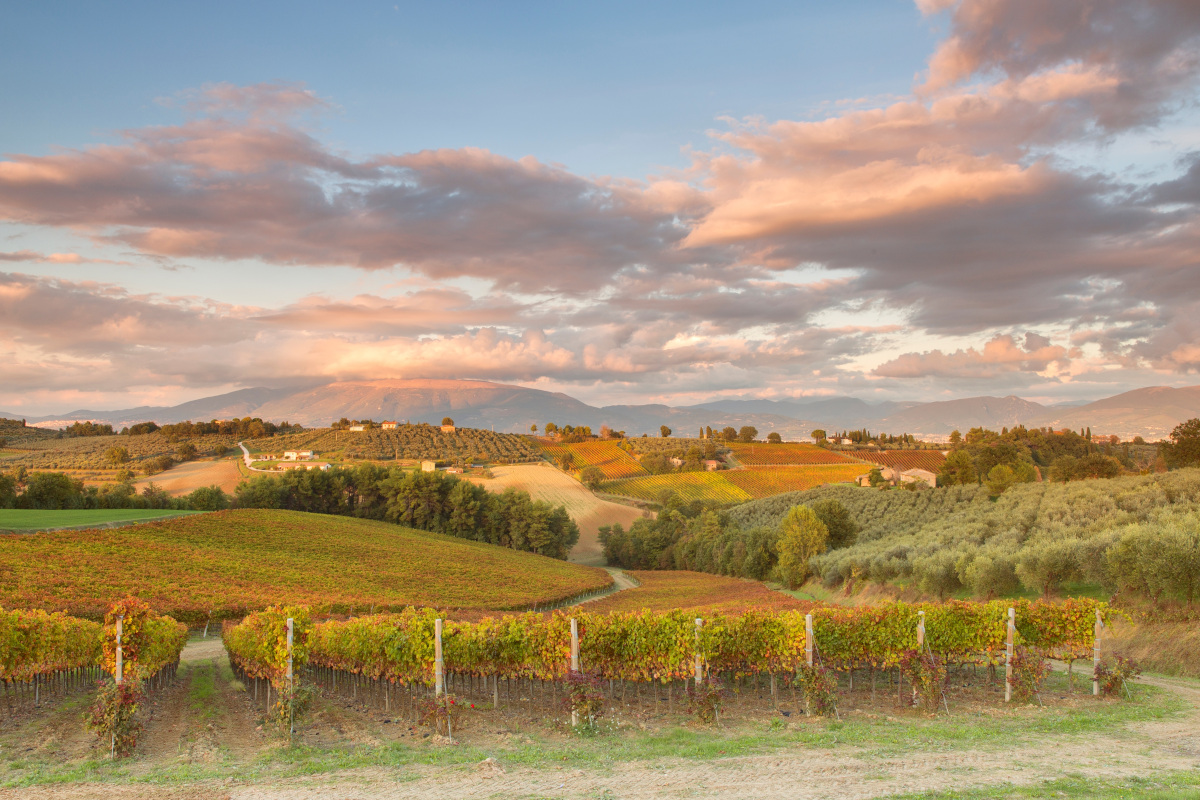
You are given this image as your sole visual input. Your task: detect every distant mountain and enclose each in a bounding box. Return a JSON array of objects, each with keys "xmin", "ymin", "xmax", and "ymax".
[
  {"xmin": 14, "ymin": 380, "xmax": 1200, "ymax": 441},
  {"xmin": 876, "ymin": 395, "xmax": 1050, "ymax": 437},
  {"xmin": 1030, "ymin": 386, "xmax": 1200, "ymax": 439}
]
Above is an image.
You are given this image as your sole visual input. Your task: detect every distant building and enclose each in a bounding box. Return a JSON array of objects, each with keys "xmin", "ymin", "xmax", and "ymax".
[
  {"xmin": 703, "ymin": 459, "xmax": 721, "ymax": 471},
  {"xmin": 421, "ymin": 460, "xmax": 437, "ymax": 472},
  {"xmin": 670, "ymin": 457, "xmax": 684, "ymax": 467},
  {"xmin": 279, "ymin": 461, "xmax": 329, "ymax": 471},
  {"xmin": 382, "ymin": 421, "xmax": 398, "ymax": 430},
  {"xmin": 348, "ymin": 425, "xmax": 366, "ymax": 432},
  {"xmin": 900, "ymin": 468, "xmax": 938, "ymax": 488},
  {"xmin": 445, "ymin": 466, "xmax": 464, "ymax": 474},
  {"xmin": 283, "ymin": 450, "xmax": 314, "ymax": 461},
  {"xmin": 440, "ymin": 424, "xmax": 456, "ymax": 433}
]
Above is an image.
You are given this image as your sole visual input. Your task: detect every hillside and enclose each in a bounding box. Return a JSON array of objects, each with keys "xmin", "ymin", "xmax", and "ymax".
[
  {"xmin": 11, "ymin": 378, "xmax": 1200, "ymax": 440},
  {"xmin": 0, "ymin": 509, "xmax": 612, "ymax": 622}
]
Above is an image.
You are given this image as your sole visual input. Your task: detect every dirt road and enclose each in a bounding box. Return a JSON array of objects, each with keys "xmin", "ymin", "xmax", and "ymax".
[{"xmin": 468, "ymin": 463, "xmax": 647, "ymax": 566}]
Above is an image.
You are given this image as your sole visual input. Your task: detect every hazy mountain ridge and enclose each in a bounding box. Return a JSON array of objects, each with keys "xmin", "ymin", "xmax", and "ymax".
[{"xmin": 12, "ymin": 380, "xmax": 1200, "ymax": 440}]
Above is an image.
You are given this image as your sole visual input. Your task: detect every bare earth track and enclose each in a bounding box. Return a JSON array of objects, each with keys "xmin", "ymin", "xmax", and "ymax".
[
  {"xmin": 469, "ymin": 463, "xmax": 647, "ymax": 566},
  {"xmin": 132, "ymin": 459, "xmax": 244, "ymax": 497}
]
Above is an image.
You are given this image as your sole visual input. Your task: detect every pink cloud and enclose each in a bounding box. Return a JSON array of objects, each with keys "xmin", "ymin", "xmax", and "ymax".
[{"xmin": 873, "ymin": 334, "xmax": 1071, "ymax": 378}]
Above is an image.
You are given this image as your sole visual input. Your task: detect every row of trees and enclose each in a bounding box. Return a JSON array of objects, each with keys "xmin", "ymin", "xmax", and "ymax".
[
  {"xmin": 235, "ymin": 466, "xmax": 579, "ymax": 559},
  {"xmin": 0, "ymin": 470, "xmax": 229, "ymax": 512}
]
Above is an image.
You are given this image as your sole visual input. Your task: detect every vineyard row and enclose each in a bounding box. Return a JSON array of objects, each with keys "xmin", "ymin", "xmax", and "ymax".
[{"xmin": 224, "ymin": 599, "xmax": 1107, "ymax": 691}]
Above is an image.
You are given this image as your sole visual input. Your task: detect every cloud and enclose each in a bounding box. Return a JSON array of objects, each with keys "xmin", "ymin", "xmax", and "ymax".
[{"xmin": 872, "ymin": 333, "xmax": 1071, "ymax": 378}]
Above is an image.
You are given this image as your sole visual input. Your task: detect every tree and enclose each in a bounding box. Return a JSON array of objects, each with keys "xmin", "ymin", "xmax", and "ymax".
[
  {"xmin": 939, "ymin": 449, "xmax": 975, "ymax": 486},
  {"xmin": 559, "ymin": 451, "xmax": 576, "ymax": 470},
  {"xmin": 808, "ymin": 499, "xmax": 858, "ymax": 549},
  {"xmin": 530, "ymin": 424, "xmax": 538, "ymax": 434},
  {"xmin": 776, "ymin": 506, "xmax": 828, "ymax": 589},
  {"xmin": 442, "ymin": 417, "xmax": 454, "ymax": 427},
  {"xmin": 867, "ymin": 467, "xmax": 886, "ymax": 487},
  {"xmin": 985, "ymin": 464, "xmax": 1016, "ymax": 496},
  {"xmin": 738, "ymin": 426, "xmax": 758, "ymax": 443},
  {"xmin": 175, "ymin": 442, "xmax": 198, "ymax": 462},
  {"xmin": 810, "ymin": 429, "xmax": 826, "ymax": 443},
  {"xmin": 949, "ymin": 430, "xmax": 962, "ymax": 446},
  {"xmin": 105, "ymin": 446, "xmax": 129, "ymax": 466},
  {"xmin": 767, "ymin": 432, "xmax": 782, "ymax": 444},
  {"xmin": 579, "ymin": 466, "xmax": 604, "ymax": 489},
  {"xmin": 721, "ymin": 426, "xmax": 738, "ymax": 442},
  {"xmin": 545, "ymin": 422, "xmax": 558, "ymax": 435},
  {"xmin": 660, "ymin": 425, "xmax": 672, "ymax": 438},
  {"xmin": 1165, "ymin": 418, "xmax": 1200, "ymax": 468},
  {"xmin": 185, "ymin": 485, "xmax": 230, "ymax": 511}
]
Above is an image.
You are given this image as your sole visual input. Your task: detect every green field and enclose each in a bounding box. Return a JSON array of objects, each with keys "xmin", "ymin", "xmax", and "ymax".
[
  {"xmin": 0, "ymin": 508, "xmax": 612, "ymax": 621},
  {"xmin": 0, "ymin": 508, "xmax": 205, "ymax": 532}
]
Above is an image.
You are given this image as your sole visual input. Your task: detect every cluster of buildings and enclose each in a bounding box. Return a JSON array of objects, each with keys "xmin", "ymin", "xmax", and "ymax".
[{"xmin": 855, "ymin": 467, "xmax": 938, "ymax": 488}]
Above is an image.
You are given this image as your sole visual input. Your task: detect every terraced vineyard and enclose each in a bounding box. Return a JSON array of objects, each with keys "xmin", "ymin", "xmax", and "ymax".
[
  {"xmin": 856, "ymin": 449, "xmax": 948, "ymax": 472},
  {"xmin": 587, "ymin": 571, "xmax": 813, "ymax": 614},
  {"xmin": 602, "ymin": 471, "xmax": 752, "ymax": 503},
  {"xmin": 723, "ymin": 464, "xmax": 865, "ymax": 498},
  {"xmin": 537, "ymin": 439, "xmax": 648, "ymax": 479},
  {"xmin": 245, "ymin": 424, "xmax": 541, "ymax": 463},
  {"xmin": 726, "ymin": 442, "xmax": 857, "ymax": 466},
  {"xmin": 0, "ymin": 509, "xmax": 611, "ymax": 622}
]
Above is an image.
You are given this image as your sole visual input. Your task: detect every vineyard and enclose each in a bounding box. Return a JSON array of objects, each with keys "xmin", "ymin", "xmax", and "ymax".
[
  {"xmin": 855, "ymin": 449, "xmax": 948, "ymax": 472},
  {"xmin": 724, "ymin": 465, "xmax": 867, "ymax": 499},
  {"xmin": 245, "ymin": 424, "xmax": 541, "ymax": 464},
  {"xmin": 225, "ymin": 598, "xmax": 1107, "ymax": 693},
  {"xmin": 537, "ymin": 439, "xmax": 648, "ymax": 479},
  {"xmin": 602, "ymin": 471, "xmax": 753, "ymax": 504},
  {"xmin": 0, "ymin": 509, "xmax": 612, "ymax": 623},
  {"xmin": 0, "ymin": 431, "xmax": 236, "ymax": 471},
  {"xmin": 1, "ymin": 600, "xmax": 186, "ymax": 700},
  {"xmin": 585, "ymin": 571, "xmax": 813, "ymax": 614},
  {"xmin": 726, "ymin": 442, "xmax": 858, "ymax": 466}
]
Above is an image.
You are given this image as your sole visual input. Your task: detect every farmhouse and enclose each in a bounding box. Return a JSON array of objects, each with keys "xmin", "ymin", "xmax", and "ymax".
[
  {"xmin": 445, "ymin": 466, "xmax": 464, "ymax": 474},
  {"xmin": 900, "ymin": 468, "xmax": 938, "ymax": 488},
  {"xmin": 382, "ymin": 421, "xmax": 398, "ymax": 430},
  {"xmin": 279, "ymin": 462, "xmax": 330, "ymax": 471},
  {"xmin": 283, "ymin": 450, "xmax": 314, "ymax": 461},
  {"xmin": 703, "ymin": 459, "xmax": 721, "ymax": 471},
  {"xmin": 670, "ymin": 457, "xmax": 684, "ymax": 467},
  {"xmin": 348, "ymin": 425, "xmax": 366, "ymax": 432},
  {"xmin": 421, "ymin": 460, "xmax": 437, "ymax": 472},
  {"xmin": 440, "ymin": 424, "xmax": 456, "ymax": 433}
]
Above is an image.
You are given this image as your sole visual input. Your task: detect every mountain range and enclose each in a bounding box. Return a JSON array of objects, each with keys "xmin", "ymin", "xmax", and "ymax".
[{"xmin": 5, "ymin": 379, "xmax": 1200, "ymax": 441}]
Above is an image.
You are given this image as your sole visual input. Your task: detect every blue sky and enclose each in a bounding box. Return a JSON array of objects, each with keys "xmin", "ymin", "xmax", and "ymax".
[{"xmin": 2, "ymin": 1, "xmax": 1199, "ymax": 416}]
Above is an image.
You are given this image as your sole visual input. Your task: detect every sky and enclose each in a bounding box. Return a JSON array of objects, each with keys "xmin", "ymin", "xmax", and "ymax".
[{"xmin": 2, "ymin": 0, "xmax": 1200, "ymax": 416}]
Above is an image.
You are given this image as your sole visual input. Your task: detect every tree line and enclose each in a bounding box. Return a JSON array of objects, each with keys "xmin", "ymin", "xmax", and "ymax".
[{"xmin": 0, "ymin": 466, "xmax": 579, "ymax": 560}]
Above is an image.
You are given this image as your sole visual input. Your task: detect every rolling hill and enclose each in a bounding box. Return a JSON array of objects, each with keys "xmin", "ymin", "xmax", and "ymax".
[{"xmin": 11, "ymin": 378, "xmax": 1200, "ymax": 440}]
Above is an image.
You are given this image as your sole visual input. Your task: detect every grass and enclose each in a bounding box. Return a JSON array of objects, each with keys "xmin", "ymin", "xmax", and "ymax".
[
  {"xmin": 888, "ymin": 772, "xmax": 1200, "ymax": 799},
  {"xmin": 0, "ymin": 509, "xmax": 612, "ymax": 622},
  {"xmin": 0, "ymin": 669, "xmax": 1188, "ymax": 791},
  {"xmin": 0, "ymin": 508, "xmax": 205, "ymax": 532}
]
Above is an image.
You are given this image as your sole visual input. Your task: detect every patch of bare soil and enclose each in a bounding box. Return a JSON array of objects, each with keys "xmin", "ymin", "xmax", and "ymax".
[
  {"xmin": 133, "ymin": 459, "xmax": 243, "ymax": 498},
  {"xmin": 467, "ymin": 463, "xmax": 648, "ymax": 566}
]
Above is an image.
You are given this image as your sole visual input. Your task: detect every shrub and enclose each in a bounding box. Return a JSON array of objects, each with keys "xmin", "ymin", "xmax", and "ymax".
[
  {"xmin": 1095, "ymin": 656, "xmax": 1142, "ymax": 698},
  {"xmin": 899, "ymin": 648, "xmax": 946, "ymax": 713},
  {"xmin": 419, "ymin": 693, "xmax": 470, "ymax": 737},
  {"xmin": 86, "ymin": 678, "xmax": 143, "ymax": 757},
  {"xmin": 687, "ymin": 677, "xmax": 727, "ymax": 725},
  {"xmin": 1008, "ymin": 646, "xmax": 1051, "ymax": 703},
  {"xmin": 795, "ymin": 664, "xmax": 839, "ymax": 717},
  {"xmin": 563, "ymin": 670, "xmax": 606, "ymax": 729}
]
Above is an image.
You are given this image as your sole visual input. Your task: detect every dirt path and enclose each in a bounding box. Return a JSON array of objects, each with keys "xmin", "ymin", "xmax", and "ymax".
[
  {"xmin": 467, "ymin": 463, "xmax": 647, "ymax": 566},
  {"xmin": 6, "ymin": 647, "xmax": 1199, "ymax": 800}
]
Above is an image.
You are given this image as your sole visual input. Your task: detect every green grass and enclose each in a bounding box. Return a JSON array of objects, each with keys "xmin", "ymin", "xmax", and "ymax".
[
  {"xmin": 887, "ymin": 772, "xmax": 1200, "ymax": 799},
  {"xmin": 0, "ymin": 508, "xmax": 205, "ymax": 532}
]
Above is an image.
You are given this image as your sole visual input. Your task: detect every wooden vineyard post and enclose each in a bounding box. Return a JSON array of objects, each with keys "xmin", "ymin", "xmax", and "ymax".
[
  {"xmin": 115, "ymin": 615, "xmax": 124, "ymax": 686},
  {"xmin": 570, "ymin": 618, "xmax": 580, "ymax": 727},
  {"xmin": 434, "ymin": 618, "xmax": 445, "ymax": 697},
  {"xmin": 805, "ymin": 614, "xmax": 814, "ymax": 667},
  {"xmin": 286, "ymin": 618, "xmax": 295, "ymax": 736},
  {"xmin": 694, "ymin": 619, "xmax": 704, "ymax": 688},
  {"xmin": 917, "ymin": 610, "xmax": 925, "ymax": 649},
  {"xmin": 1093, "ymin": 609, "xmax": 1103, "ymax": 697},
  {"xmin": 112, "ymin": 614, "xmax": 124, "ymax": 759},
  {"xmin": 1005, "ymin": 607, "xmax": 1015, "ymax": 703}
]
